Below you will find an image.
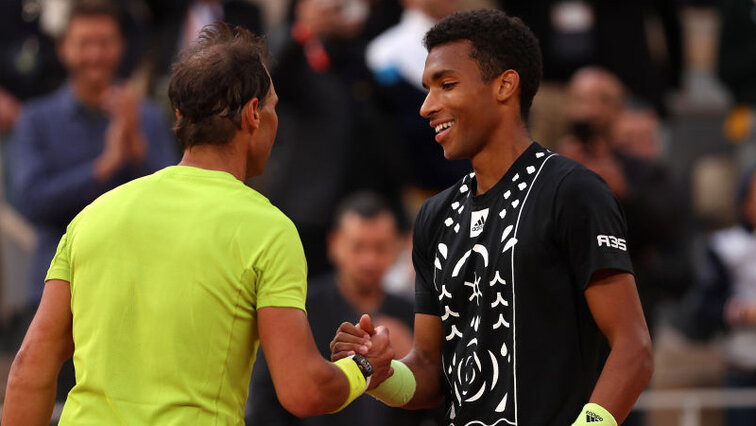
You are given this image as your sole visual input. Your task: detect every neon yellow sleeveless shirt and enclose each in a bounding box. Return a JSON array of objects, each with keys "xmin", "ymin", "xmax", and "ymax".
[{"xmin": 46, "ymin": 166, "xmax": 307, "ymax": 425}]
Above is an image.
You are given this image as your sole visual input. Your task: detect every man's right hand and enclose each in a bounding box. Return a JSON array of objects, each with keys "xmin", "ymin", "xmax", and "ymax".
[{"xmin": 330, "ymin": 314, "xmax": 395, "ymax": 390}]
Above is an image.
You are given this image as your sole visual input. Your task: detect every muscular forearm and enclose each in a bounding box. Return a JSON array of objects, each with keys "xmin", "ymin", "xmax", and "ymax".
[
  {"xmin": 262, "ymin": 307, "xmax": 376, "ymax": 418},
  {"xmin": 582, "ymin": 271, "xmax": 653, "ymax": 424},
  {"xmin": 3, "ymin": 280, "xmax": 73, "ymax": 425},
  {"xmin": 382, "ymin": 313, "xmax": 443, "ymax": 410},
  {"xmin": 2, "ymin": 347, "xmax": 64, "ymax": 425},
  {"xmin": 588, "ymin": 337, "xmax": 653, "ymax": 423},
  {"xmin": 400, "ymin": 349, "xmax": 444, "ymax": 409},
  {"xmin": 287, "ymin": 358, "xmax": 352, "ymax": 417}
]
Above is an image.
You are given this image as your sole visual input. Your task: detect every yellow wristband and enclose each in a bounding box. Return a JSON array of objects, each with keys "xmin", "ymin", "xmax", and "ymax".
[
  {"xmin": 572, "ymin": 403, "xmax": 617, "ymax": 426},
  {"xmin": 367, "ymin": 360, "xmax": 416, "ymax": 407},
  {"xmin": 330, "ymin": 357, "xmax": 368, "ymax": 413}
]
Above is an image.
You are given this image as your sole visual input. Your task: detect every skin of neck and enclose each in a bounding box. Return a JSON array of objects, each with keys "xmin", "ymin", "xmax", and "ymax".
[
  {"xmin": 470, "ymin": 113, "xmax": 532, "ymax": 195},
  {"xmin": 178, "ymin": 131, "xmax": 252, "ymax": 182},
  {"xmin": 336, "ymin": 271, "xmax": 384, "ymax": 314}
]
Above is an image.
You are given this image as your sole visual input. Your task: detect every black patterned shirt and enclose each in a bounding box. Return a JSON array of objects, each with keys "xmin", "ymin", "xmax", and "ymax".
[{"xmin": 413, "ymin": 142, "xmax": 634, "ymax": 426}]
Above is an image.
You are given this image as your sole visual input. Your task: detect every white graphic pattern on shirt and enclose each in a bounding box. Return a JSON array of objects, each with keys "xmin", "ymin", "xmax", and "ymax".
[{"xmin": 433, "ymin": 149, "xmax": 556, "ymax": 426}]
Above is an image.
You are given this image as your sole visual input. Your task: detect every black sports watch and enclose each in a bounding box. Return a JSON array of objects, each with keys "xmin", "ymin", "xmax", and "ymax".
[{"xmin": 350, "ymin": 354, "xmax": 374, "ymax": 379}]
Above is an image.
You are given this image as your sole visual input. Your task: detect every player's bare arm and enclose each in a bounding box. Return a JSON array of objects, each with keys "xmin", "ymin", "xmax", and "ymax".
[
  {"xmin": 396, "ymin": 313, "xmax": 445, "ymax": 409},
  {"xmin": 259, "ymin": 307, "xmax": 394, "ymax": 417},
  {"xmin": 584, "ymin": 270, "xmax": 654, "ymax": 424},
  {"xmin": 2, "ymin": 280, "xmax": 74, "ymax": 426}
]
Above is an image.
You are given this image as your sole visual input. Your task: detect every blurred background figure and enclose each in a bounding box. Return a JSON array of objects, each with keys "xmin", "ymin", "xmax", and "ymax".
[
  {"xmin": 253, "ymin": 0, "xmax": 407, "ymax": 277},
  {"xmin": 5, "ymin": 0, "xmax": 177, "ymax": 366},
  {"xmin": 246, "ymin": 191, "xmax": 440, "ymax": 426},
  {"xmin": 677, "ymin": 167, "xmax": 756, "ymax": 426},
  {"xmin": 366, "ymin": 0, "xmax": 470, "ymax": 216},
  {"xmin": 500, "ymin": 0, "xmax": 682, "ymax": 148},
  {"xmin": 558, "ymin": 66, "xmax": 691, "ymax": 338},
  {"xmin": 0, "ymin": 0, "xmax": 151, "ymax": 140}
]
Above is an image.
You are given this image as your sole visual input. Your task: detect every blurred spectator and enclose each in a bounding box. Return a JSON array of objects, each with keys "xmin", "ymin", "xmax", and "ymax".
[
  {"xmin": 0, "ymin": 0, "xmax": 163, "ymax": 152},
  {"xmin": 0, "ymin": 0, "xmax": 156, "ymax": 100},
  {"xmin": 256, "ymin": 0, "xmax": 407, "ymax": 276},
  {"xmin": 503, "ymin": 0, "xmax": 682, "ymax": 111},
  {"xmin": 246, "ymin": 191, "xmax": 440, "ymax": 426},
  {"xmin": 678, "ymin": 167, "xmax": 756, "ymax": 426},
  {"xmin": 558, "ymin": 67, "xmax": 629, "ymax": 198},
  {"xmin": 366, "ymin": 0, "xmax": 470, "ymax": 201},
  {"xmin": 501, "ymin": 0, "xmax": 682, "ymax": 147},
  {"xmin": 558, "ymin": 67, "xmax": 691, "ymax": 332},
  {"xmin": 7, "ymin": 0, "xmax": 177, "ymax": 347}
]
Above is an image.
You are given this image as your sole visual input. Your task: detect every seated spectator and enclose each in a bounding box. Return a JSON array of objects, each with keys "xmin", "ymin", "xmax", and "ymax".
[
  {"xmin": 246, "ymin": 191, "xmax": 440, "ymax": 426},
  {"xmin": 8, "ymin": 0, "xmax": 177, "ymax": 344},
  {"xmin": 678, "ymin": 167, "xmax": 756, "ymax": 426}
]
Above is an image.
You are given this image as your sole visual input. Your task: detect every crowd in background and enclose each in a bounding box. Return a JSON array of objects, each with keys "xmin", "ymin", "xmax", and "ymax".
[{"xmin": 0, "ymin": 0, "xmax": 755, "ymax": 425}]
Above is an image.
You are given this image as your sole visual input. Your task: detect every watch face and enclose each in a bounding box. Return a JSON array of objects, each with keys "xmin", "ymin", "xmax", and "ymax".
[{"xmin": 352, "ymin": 354, "xmax": 374, "ymax": 378}]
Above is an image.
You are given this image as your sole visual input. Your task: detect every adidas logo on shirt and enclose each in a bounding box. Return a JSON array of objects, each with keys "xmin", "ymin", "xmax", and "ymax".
[
  {"xmin": 585, "ymin": 410, "xmax": 604, "ymax": 422},
  {"xmin": 470, "ymin": 209, "xmax": 489, "ymax": 237}
]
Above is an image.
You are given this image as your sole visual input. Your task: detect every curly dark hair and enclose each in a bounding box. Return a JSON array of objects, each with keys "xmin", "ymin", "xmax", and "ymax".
[
  {"xmin": 168, "ymin": 22, "xmax": 271, "ymax": 149},
  {"xmin": 424, "ymin": 9, "xmax": 542, "ymax": 122}
]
